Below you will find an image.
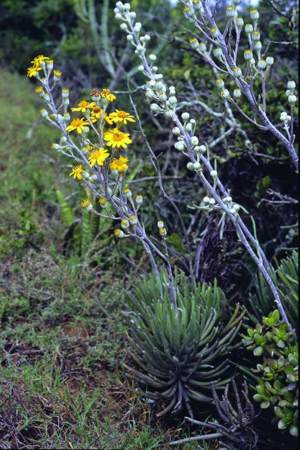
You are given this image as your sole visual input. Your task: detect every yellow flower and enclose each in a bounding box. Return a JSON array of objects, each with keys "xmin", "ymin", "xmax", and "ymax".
[
  {"xmin": 69, "ymin": 164, "xmax": 84, "ymax": 180},
  {"xmin": 54, "ymin": 69, "xmax": 62, "ymax": 78},
  {"xmin": 35, "ymin": 86, "xmax": 44, "ymax": 94},
  {"xmin": 88, "ymin": 148, "xmax": 110, "ymax": 167},
  {"xmin": 99, "ymin": 196, "xmax": 108, "ymax": 206},
  {"xmin": 106, "ymin": 110, "xmax": 136, "ymax": 125},
  {"xmin": 31, "ymin": 54, "xmax": 51, "ymax": 68},
  {"xmin": 109, "ymin": 156, "xmax": 129, "ymax": 172},
  {"xmin": 90, "ymin": 106, "xmax": 105, "ymax": 123},
  {"xmin": 71, "ymin": 100, "xmax": 95, "ymax": 113},
  {"xmin": 66, "ymin": 118, "xmax": 89, "ymax": 134},
  {"xmin": 99, "ymin": 88, "xmax": 117, "ymax": 102},
  {"xmin": 81, "ymin": 198, "xmax": 92, "ymax": 208},
  {"xmin": 27, "ymin": 66, "xmax": 41, "ymax": 78},
  {"xmin": 104, "ymin": 128, "xmax": 132, "ymax": 149}
]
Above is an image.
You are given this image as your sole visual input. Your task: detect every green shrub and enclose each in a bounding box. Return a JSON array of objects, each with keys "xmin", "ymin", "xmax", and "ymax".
[
  {"xmin": 243, "ymin": 310, "xmax": 298, "ymax": 437},
  {"xmin": 125, "ymin": 271, "xmax": 245, "ymax": 417},
  {"xmin": 250, "ymin": 251, "xmax": 298, "ymax": 331}
]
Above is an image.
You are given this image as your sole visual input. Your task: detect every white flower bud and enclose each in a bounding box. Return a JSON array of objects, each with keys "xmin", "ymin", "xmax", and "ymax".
[
  {"xmin": 172, "ymin": 127, "xmax": 180, "ymax": 135},
  {"xmin": 175, "ymin": 141, "xmax": 185, "ymax": 151},
  {"xmin": 203, "ymin": 196, "xmax": 210, "ymax": 203},
  {"xmin": 169, "ymin": 96, "xmax": 177, "ymax": 105},
  {"xmin": 250, "ymin": 9, "xmax": 259, "ymax": 20},
  {"xmin": 191, "ymin": 136, "xmax": 199, "ymax": 146},
  {"xmin": 187, "ymin": 162, "xmax": 194, "ymax": 170},
  {"xmin": 257, "ymin": 59, "xmax": 267, "ymax": 70},
  {"xmin": 254, "ymin": 41, "xmax": 262, "ymax": 51},
  {"xmin": 150, "ymin": 103, "xmax": 159, "ymax": 112},
  {"xmin": 280, "ymin": 112, "xmax": 291, "ymax": 122},
  {"xmin": 288, "ymin": 95, "xmax": 297, "ymax": 104},
  {"xmin": 244, "ymin": 49, "xmax": 253, "ymax": 60},
  {"xmin": 236, "ymin": 17, "xmax": 244, "ymax": 27},
  {"xmin": 221, "ymin": 89, "xmax": 230, "ymax": 98},
  {"xmin": 216, "ymin": 78, "xmax": 225, "ymax": 89},
  {"xmin": 232, "ymin": 66, "xmax": 242, "ymax": 77},
  {"xmin": 120, "ymin": 23, "xmax": 128, "ymax": 31},
  {"xmin": 226, "ymin": 5, "xmax": 237, "ymax": 17},
  {"xmin": 209, "ymin": 198, "xmax": 216, "ymax": 205},
  {"xmin": 136, "ymin": 195, "xmax": 143, "ymax": 205},
  {"xmin": 287, "ymin": 80, "xmax": 296, "ymax": 90},
  {"xmin": 127, "ymin": 34, "xmax": 134, "ymax": 42},
  {"xmin": 40, "ymin": 108, "xmax": 48, "ymax": 118},
  {"xmin": 210, "ymin": 170, "xmax": 218, "ymax": 177},
  {"xmin": 252, "ymin": 31, "xmax": 260, "ymax": 41},
  {"xmin": 185, "ymin": 123, "xmax": 193, "ymax": 132},
  {"xmin": 233, "ymin": 88, "xmax": 241, "ymax": 98},
  {"xmin": 213, "ymin": 48, "xmax": 222, "ymax": 58},
  {"xmin": 134, "ymin": 22, "xmax": 142, "ymax": 32},
  {"xmin": 198, "ymin": 42, "xmax": 207, "ymax": 52},
  {"xmin": 181, "ymin": 112, "xmax": 190, "ymax": 121},
  {"xmin": 198, "ymin": 145, "xmax": 206, "ymax": 152},
  {"xmin": 115, "ymin": 12, "xmax": 122, "ymax": 20},
  {"xmin": 144, "ymin": 34, "xmax": 151, "ymax": 41},
  {"xmin": 193, "ymin": 161, "xmax": 201, "ymax": 170},
  {"xmin": 245, "ymin": 24, "xmax": 253, "ymax": 33},
  {"xmin": 157, "ymin": 221, "xmax": 164, "ymax": 229},
  {"xmin": 149, "ymin": 54, "xmax": 157, "ymax": 61},
  {"xmin": 169, "ymin": 86, "xmax": 176, "ymax": 95},
  {"xmin": 266, "ymin": 56, "xmax": 274, "ymax": 65}
]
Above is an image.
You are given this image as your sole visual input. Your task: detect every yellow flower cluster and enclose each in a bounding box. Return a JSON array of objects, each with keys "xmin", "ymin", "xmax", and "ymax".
[
  {"xmin": 27, "ymin": 54, "xmax": 53, "ymax": 78},
  {"xmin": 29, "ymin": 55, "xmax": 135, "ymax": 216},
  {"xmin": 67, "ymin": 88, "xmax": 134, "ymax": 178}
]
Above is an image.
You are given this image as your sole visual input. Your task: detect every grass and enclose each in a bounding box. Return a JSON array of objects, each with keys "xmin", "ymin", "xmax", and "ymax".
[{"xmin": 0, "ymin": 70, "xmax": 207, "ymax": 449}]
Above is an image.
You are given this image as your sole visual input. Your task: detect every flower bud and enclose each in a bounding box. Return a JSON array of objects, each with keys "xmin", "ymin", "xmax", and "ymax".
[
  {"xmin": 236, "ymin": 17, "xmax": 244, "ymax": 27},
  {"xmin": 254, "ymin": 41, "xmax": 262, "ymax": 51},
  {"xmin": 232, "ymin": 66, "xmax": 242, "ymax": 77},
  {"xmin": 121, "ymin": 219, "xmax": 130, "ymax": 229},
  {"xmin": 40, "ymin": 108, "xmax": 48, "ymax": 118},
  {"xmin": 244, "ymin": 49, "xmax": 253, "ymax": 60},
  {"xmin": 257, "ymin": 59, "xmax": 267, "ymax": 70},
  {"xmin": 114, "ymin": 229, "xmax": 125, "ymax": 238},
  {"xmin": 245, "ymin": 24, "xmax": 253, "ymax": 33},
  {"xmin": 252, "ymin": 31, "xmax": 260, "ymax": 41},
  {"xmin": 266, "ymin": 56, "xmax": 274, "ymax": 65},
  {"xmin": 221, "ymin": 89, "xmax": 230, "ymax": 98},
  {"xmin": 250, "ymin": 9, "xmax": 259, "ymax": 20},
  {"xmin": 149, "ymin": 54, "xmax": 157, "ymax": 61},
  {"xmin": 181, "ymin": 112, "xmax": 190, "ymax": 120},
  {"xmin": 288, "ymin": 95, "xmax": 297, "ymax": 104},
  {"xmin": 233, "ymin": 88, "xmax": 241, "ymax": 98},
  {"xmin": 175, "ymin": 141, "xmax": 185, "ymax": 151},
  {"xmin": 210, "ymin": 170, "xmax": 217, "ymax": 178},
  {"xmin": 157, "ymin": 221, "xmax": 164, "ymax": 229},
  {"xmin": 136, "ymin": 195, "xmax": 143, "ymax": 204},
  {"xmin": 213, "ymin": 48, "xmax": 222, "ymax": 58},
  {"xmin": 150, "ymin": 103, "xmax": 159, "ymax": 112},
  {"xmin": 191, "ymin": 136, "xmax": 199, "ymax": 146},
  {"xmin": 159, "ymin": 227, "xmax": 167, "ymax": 237},
  {"xmin": 187, "ymin": 162, "xmax": 194, "ymax": 170},
  {"xmin": 129, "ymin": 215, "xmax": 138, "ymax": 225},
  {"xmin": 216, "ymin": 78, "xmax": 225, "ymax": 89},
  {"xmin": 287, "ymin": 80, "xmax": 296, "ymax": 90}
]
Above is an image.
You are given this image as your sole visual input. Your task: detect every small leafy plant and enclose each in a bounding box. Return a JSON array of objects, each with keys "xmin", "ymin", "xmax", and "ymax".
[
  {"xmin": 243, "ymin": 310, "xmax": 298, "ymax": 437},
  {"xmin": 125, "ymin": 271, "xmax": 245, "ymax": 417},
  {"xmin": 250, "ymin": 251, "xmax": 298, "ymax": 331}
]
